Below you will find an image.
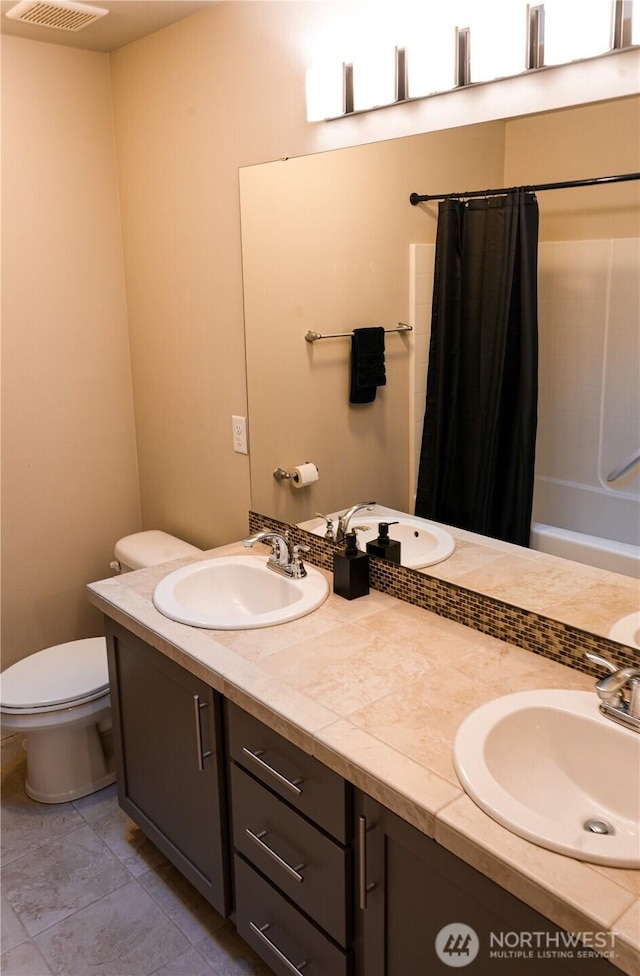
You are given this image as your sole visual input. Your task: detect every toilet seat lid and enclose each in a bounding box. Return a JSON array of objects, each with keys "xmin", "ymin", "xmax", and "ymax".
[{"xmin": 0, "ymin": 637, "xmax": 109, "ymax": 710}]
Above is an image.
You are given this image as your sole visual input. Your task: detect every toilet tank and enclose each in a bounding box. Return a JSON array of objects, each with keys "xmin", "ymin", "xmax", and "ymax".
[{"xmin": 112, "ymin": 530, "xmax": 202, "ymax": 573}]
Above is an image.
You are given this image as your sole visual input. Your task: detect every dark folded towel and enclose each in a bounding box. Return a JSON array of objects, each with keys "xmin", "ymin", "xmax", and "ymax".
[{"xmin": 350, "ymin": 327, "xmax": 386, "ymax": 404}]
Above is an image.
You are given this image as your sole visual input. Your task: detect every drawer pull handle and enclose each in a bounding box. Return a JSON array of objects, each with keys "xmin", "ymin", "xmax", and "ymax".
[
  {"xmin": 358, "ymin": 814, "xmax": 376, "ymax": 909},
  {"xmin": 242, "ymin": 747, "xmax": 303, "ymax": 796},
  {"xmin": 193, "ymin": 696, "xmax": 212, "ymax": 771},
  {"xmin": 246, "ymin": 828, "xmax": 305, "ymax": 883},
  {"xmin": 249, "ymin": 922, "xmax": 308, "ymax": 975}
]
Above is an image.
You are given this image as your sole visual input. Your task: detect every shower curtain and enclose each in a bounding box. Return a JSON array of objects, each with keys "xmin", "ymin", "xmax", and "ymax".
[{"xmin": 415, "ymin": 191, "xmax": 539, "ymax": 547}]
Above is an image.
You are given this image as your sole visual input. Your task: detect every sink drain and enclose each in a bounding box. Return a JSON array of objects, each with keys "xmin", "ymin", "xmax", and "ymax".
[{"xmin": 584, "ymin": 818, "xmax": 615, "ymax": 835}]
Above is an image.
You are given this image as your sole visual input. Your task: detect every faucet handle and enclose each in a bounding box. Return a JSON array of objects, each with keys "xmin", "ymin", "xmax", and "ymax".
[
  {"xmin": 586, "ymin": 651, "xmax": 640, "ymax": 708},
  {"xmin": 585, "ymin": 653, "xmax": 640, "ymax": 729},
  {"xmin": 584, "ymin": 651, "xmax": 619, "ymax": 674},
  {"xmin": 314, "ymin": 513, "xmax": 337, "ymax": 542},
  {"xmin": 291, "ymin": 543, "xmax": 309, "ymax": 578}
]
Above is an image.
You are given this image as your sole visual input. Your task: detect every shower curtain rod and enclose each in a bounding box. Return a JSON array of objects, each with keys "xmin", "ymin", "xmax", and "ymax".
[{"xmin": 409, "ymin": 171, "xmax": 640, "ymax": 205}]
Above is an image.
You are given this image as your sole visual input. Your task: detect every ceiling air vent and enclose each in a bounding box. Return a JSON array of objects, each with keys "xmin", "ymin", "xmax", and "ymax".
[{"xmin": 5, "ymin": 0, "xmax": 108, "ymax": 32}]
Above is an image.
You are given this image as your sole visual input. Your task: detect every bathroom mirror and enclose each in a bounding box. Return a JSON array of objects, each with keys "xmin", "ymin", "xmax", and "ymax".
[{"xmin": 240, "ymin": 96, "xmax": 639, "ymax": 646}]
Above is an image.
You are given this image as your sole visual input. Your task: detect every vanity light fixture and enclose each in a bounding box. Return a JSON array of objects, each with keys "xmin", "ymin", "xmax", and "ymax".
[
  {"xmin": 543, "ymin": 0, "xmax": 616, "ymax": 65},
  {"xmin": 352, "ymin": 45, "xmax": 409, "ymax": 112},
  {"xmin": 305, "ymin": 61, "xmax": 347, "ymax": 121},
  {"xmin": 305, "ymin": 0, "xmax": 638, "ymax": 122},
  {"xmin": 467, "ymin": 0, "xmax": 530, "ymax": 82},
  {"xmin": 405, "ymin": 38, "xmax": 456, "ymax": 98},
  {"xmin": 353, "ymin": 45, "xmax": 396, "ymax": 111},
  {"xmin": 305, "ymin": 60, "xmax": 353, "ymax": 121},
  {"xmin": 307, "ymin": 50, "xmax": 408, "ymax": 120}
]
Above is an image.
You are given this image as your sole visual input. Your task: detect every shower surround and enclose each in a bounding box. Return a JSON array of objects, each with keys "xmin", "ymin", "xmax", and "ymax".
[{"xmin": 410, "ymin": 238, "xmax": 640, "ymax": 577}]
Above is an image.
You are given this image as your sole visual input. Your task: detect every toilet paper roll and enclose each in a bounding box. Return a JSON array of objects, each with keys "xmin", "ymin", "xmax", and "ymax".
[{"xmin": 292, "ymin": 462, "xmax": 319, "ymax": 488}]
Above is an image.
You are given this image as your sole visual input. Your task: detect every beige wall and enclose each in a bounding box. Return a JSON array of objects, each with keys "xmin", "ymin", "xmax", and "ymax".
[
  {"xmin": 504, "ymin": 98, "xmax": 640, "ymax": 240},
  {"xmin": 1, "ymin": 37, "xmax": 141, "ymax": 667},
  {"xmin": 108, "ymin": 1, "xmax": 357, "ymax": 550}
]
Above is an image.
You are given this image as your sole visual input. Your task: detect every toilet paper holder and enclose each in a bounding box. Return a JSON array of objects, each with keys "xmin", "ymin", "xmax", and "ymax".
[{"xmin": 273, "ymin": 463, "xmax": 319, "ymax": 485}]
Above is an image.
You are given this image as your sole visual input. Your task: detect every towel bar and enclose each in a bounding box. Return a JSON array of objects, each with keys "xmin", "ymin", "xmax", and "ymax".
[{"xmin": 304, "ymin": 322, "xmax": 412, "ymax": 343}]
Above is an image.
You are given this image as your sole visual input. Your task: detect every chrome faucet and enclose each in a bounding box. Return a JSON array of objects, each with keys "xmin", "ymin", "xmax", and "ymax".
[
  {"xmin": 336, "ymin": 502, "xmax": 376, "ymax": 543},
  {"xmin": 242, "ymin": 530, "xmax": 308, "ymax": 579},
  {"xmin": 585, "ymin": 651, "xmax": 640, "ymax": 733}
]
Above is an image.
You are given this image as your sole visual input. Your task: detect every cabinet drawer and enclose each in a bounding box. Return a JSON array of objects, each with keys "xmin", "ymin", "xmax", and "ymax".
[
  {"xmin": 235, "ymin": 855, "xmax": 350, "ymax": 976},
  {"xmin": 231, "ymin": 764, "xmax": 348, "ymax": 946},
  {"xmin": 226, "ymin": 701, "xmax": 348, "ymax": 842}
]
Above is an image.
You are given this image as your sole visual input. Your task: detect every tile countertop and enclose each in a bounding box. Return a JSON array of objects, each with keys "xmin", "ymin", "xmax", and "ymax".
[{"xmin": 87, "ymin": 542, "xmax": 640, "ymax": 976}]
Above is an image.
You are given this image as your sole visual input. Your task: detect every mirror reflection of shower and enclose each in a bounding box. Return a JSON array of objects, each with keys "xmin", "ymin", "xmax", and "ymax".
[
  {"xmin": 411, "ymin": 237, "xmax": 640, "ymax": 578},
  {"xmin": 534, "ymin": 238, "xmax": 639, "ymax": 575}
]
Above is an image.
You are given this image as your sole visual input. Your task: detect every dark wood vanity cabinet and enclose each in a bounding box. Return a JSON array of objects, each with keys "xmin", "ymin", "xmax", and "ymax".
[
  {"xmin": 105, "ymin": 621, "xmax": 619, "ymax": 976},
  {"xmin": 105, "ymin": 621, "xmax": 229, "ymax": 916},
  {"xmin": 354, "ymin": 791, "xmax": 617, "ymax": 976},
  {"xmin": 226, "ymin": 701, "xmax": 352, "ymax": 976}
]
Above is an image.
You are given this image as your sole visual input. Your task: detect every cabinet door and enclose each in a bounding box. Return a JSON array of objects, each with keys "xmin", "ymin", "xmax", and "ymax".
[
  {"xmin": 354, "ymin": 792, "xmax": 616, "ymax": 976},
  {"xmin": 106, "ymin": 621, "xmax": 229, "ymax": 915}
]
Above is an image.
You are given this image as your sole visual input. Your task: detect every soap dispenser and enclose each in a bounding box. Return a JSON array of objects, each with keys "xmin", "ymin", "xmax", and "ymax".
[
  {"xmin": 366, "ymin": 522, "xmax": 401, "ymax": 564},
  {"xmin": 333, "ymin": 531, "xmax": 370, "ymax": 600}
]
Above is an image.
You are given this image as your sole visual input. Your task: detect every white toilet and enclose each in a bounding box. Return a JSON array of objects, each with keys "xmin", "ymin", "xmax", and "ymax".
[{"xmin": 0, "ymin": 530, "xmax": 201, "ymax": 804}]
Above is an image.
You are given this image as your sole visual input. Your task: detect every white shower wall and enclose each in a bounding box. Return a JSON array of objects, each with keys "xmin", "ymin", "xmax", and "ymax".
[
  {"xmin": 409, "ymin": 238, "xmax": 640, "ymax": 553},
  {"xmin": 535, "ymin": 238, "xmax": 640, "ymax": 548}
]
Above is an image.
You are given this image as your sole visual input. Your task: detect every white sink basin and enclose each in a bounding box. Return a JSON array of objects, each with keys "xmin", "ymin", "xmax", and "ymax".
[
  {"xmin": 153, "ymin": 556, "xmax": 329, "ymax": 630},
  {"xmin": 454, "ymin": 690, "xmax": 640, "ymax": 867},
  {"xmin": 609, "ymin": 611, "xmax": 640, "ymax": 649},
  {"xmin": 301, "ymin": 506, "xmax": 455, "ymax": 569}
]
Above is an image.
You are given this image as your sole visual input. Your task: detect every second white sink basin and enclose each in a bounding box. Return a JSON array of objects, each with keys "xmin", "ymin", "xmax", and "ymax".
[
  {"xmin": 350, "ymin": 519, "xmax": 455, "ymax": 570},
  {"xmin": 454, "ymin": 690, "xmax": 640, "ymax": 867},
  {"xmin": 153, "ymin": 555, "xmax": 329, "ymax": 629},
  {"xmin": 609, "ymin": 611, "xmax": 640, "ymax": 649},
  {"xmin": 302, "ymin": 506, "xmax": 455, "ymax": 570}
]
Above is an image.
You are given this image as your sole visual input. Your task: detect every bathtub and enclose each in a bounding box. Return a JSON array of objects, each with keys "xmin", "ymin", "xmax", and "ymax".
[{"xmin": 530, "ymin": 522, "xmax": 639, "ymax": 579}]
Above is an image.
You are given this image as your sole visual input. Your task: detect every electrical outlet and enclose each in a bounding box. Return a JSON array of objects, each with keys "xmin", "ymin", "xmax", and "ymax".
[{"xmin": 232, "ymin": 415, "xmax": 248, "ymax": 455}]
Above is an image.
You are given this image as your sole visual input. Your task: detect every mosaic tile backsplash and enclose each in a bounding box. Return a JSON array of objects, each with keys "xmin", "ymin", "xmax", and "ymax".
[{"xmin": 249, "ymin": 511, "xmax": 634, "ymax": 678}]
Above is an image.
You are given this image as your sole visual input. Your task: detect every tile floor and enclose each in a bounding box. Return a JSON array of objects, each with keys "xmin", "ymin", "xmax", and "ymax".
[{"xmin": 1, "ymin": 732, "xmax": 272, "ymax": 976}]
